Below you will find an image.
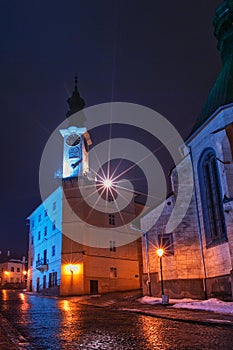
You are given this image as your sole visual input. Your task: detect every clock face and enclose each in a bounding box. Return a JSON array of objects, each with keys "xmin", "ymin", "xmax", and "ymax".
[{"xmin": 66, "ymin": 134, "xmax": 81, "ymax": 146}]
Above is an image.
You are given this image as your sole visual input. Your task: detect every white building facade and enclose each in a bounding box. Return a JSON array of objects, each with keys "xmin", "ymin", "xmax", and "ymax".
[{"xmin": 27, "ymin": 187, "xmax": 62, "ymax": 293}]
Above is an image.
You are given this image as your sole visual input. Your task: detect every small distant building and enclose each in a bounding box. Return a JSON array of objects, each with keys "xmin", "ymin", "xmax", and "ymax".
[
  {"xmin": 0, "ymin": 256, "xmax": 27, "ymax": 289},
  {"xmin": 27, "ymin": 78, "xmax": 142, "ymax": 296}
]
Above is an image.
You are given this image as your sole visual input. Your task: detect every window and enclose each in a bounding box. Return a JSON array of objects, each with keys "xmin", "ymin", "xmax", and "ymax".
[
  {"xmin": 43, "ymin": 275, "xmax": 46, "ymax": 289},
  {"xmin": 44, "ymin": 209, "xmax": 48, "ymax": 217},
  {"xmin": 31, "ymin": 236, "xmax": 34, "ymax": 245},
  {"xmin": 52, "ymin": 245, "xmax": 55, "ymax": 257},
  {"xmin": 69, "ymin": 147, "xmax": 80, "ymax": 159},
  {"xmin": 109, "ymin": 214, "xmax": 115, "ymax": 225},
  {"xmin": 37, "ymin": 253, "xmax": 40, "ymax": 262},
  {"xmin": 43, "ymin": 249, "xmax": 47, "ymax": 265},
  {"xmin": 10, "ymin": 277, "xmax": 14, "ymax": 283},
  {"xmin": 17, "ymin": 267, "xmax": 20, "ymax": 273},
  {"xmin": 38, "ymin": 231, "xmax": 41, "ymax": 240},
  {"xmin": 110, "ymin": 240, "xmax": 116, "ymax": 252},
  {"xmin": 49, "ymin": 272, "xmax": 58, "ymax": 287},
  {"xmin": 38, "ymin": 214, "xmax": 41, "ymax": 222},
  {"xmin": 53, "ymin": 202, "xmax": 56, "ymax": 211},
  {"xmin": 11, "ymin": 267, "xmax": 14, "ymax": 272},
  {"xmin": 52, "ymin": 221, "xmax": 56, "ymax": 231},
  {"xmin": 30, "ymin": 258, "xmax": 33, "ymax": 267},
  {"xmin": 16, "ymin": 278, "xmax": 20, "ymax": 283},
  {"xmin": 158, "ymin": 233, "xmax": 173, "ymax": 254},
  {"xmin": 110, "ymin": 267, "xmax": 117, "ymax": 278},
  {"xmin": 44, "ymin": 226, "xmax": 47, "ymax": 236},
  {"xmin": 198, "ymin": 149, "xmax": 227, "ymax": 247}
]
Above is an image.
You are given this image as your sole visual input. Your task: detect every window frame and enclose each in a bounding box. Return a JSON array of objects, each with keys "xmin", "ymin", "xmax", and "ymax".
[
  {"xmin": 108, "ymin": 214, "xmax": 115, "ymax": 225},
  {"xmin": 198, "ymin": 148, "xmax": 227, "ymax": 247},
  {"xmin": 110, "ymin": 267, "xmax": 117, "ymax": 278},
  {"xmin": 157, "ymin": 233, "xmax": 173, "ymax": 254}
]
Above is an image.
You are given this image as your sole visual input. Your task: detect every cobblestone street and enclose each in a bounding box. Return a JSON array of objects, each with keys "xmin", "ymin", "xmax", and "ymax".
[{"xmin": 1, "ymin": 290, "xmax": 233, "ymax": 349}]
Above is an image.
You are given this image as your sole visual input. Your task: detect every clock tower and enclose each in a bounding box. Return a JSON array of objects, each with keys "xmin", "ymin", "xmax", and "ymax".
[{"xmin": 60, "ymin": 76, "xmax": 92, "ymax": 178}]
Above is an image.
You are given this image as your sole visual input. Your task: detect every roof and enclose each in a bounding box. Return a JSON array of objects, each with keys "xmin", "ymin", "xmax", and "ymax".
[{"xmin": 191, "ymin": 1, "xmax": 233, "ymax": 134}]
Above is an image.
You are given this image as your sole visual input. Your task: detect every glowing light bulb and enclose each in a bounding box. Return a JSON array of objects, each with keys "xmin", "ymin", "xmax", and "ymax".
[
  {"xmin": 103, "ymin": 179, "xmax": 113, "ymax": 189},
  {"xmin": 157, "ymin": 248, "xmax": 164, "ymax": 257}
]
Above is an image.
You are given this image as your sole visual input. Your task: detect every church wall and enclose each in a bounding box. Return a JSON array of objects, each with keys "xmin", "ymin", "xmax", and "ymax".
[
  {"xmin": 141, "ymin": 188, "xmax": 205, "ymax": 298},
  {"xmin": 188, "ymin": 108, "xmax": 233, "ymax": 284},
  {"xmin": 140, "ymin": 106, "xmax": 233, "ymax": 299}
]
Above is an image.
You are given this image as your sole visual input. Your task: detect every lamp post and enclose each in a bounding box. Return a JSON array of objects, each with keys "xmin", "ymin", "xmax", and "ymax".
[
  {"xmin": 156, "ymin": 248, "xmax": 166, "ymax": 302},
  {"xmin": 70, "ymin": 268, "xmax": 74, "ymax": 287}
]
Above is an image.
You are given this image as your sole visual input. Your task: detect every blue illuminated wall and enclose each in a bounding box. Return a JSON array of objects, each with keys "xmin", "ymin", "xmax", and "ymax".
[{"xmin": 27, "ymin": 187, "xmax": 62, "ymax": 293}]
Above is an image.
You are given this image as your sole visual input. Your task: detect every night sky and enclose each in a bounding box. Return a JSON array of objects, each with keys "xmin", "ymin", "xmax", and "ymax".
[{"xmin": 0, "ymin": 1, "xmax": 222, "ymax": 257}]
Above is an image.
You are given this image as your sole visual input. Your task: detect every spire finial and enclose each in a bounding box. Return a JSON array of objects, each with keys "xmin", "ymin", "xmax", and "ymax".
[
  {"xmin": 74, "ymin": 74, "xmax": 78, "ymax": 91},
  {"xmin": 66, "ymin": 74, "xmax": 85, "ymax": 118}
]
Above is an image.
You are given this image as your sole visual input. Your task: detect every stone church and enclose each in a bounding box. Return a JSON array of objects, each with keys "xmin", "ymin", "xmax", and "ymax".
[{"xmin": 141, "ymin": 0, "xmax": 233, "ymax": 300}]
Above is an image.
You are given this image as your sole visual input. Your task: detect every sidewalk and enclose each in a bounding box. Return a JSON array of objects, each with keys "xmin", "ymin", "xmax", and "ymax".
[
  {"xmin": 0, "ymin": 312, "xmax": 30, "ymax": 350},
  {"xmin": 67, "ymin": 290, "xmax": 233, "ymax": 327}
]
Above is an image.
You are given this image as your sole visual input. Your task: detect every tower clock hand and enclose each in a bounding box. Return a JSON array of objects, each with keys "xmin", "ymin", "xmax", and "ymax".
[{"xmin": 71, "ymin": 158, "xmax": 82, "ymax": 169}]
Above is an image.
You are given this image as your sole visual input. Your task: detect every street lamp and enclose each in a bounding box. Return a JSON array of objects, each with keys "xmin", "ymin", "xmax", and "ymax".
[{"xmin": 156, "ymin": 248, "xmax": 166, "ymax": 303}]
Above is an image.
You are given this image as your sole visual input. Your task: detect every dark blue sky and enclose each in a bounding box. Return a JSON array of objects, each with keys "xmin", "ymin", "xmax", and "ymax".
[{"xmin": 0, "ymin": 1, "xmax": 221, "ymax": 257}]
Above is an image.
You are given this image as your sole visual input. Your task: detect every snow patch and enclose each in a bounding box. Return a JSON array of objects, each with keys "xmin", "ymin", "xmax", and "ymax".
[{"xmin": 138, "ymin": 296, "xmax": 233, "ymax": 315}]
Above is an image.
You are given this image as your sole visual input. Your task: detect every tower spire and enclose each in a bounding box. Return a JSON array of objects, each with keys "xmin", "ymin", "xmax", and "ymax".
[
  {"xmin": 192, "ymin": 1, "xmax": 233, "ymax": 133},
  {"xmin": 66, "ymin": 75, "xmax": 85, "ymax": 118}
]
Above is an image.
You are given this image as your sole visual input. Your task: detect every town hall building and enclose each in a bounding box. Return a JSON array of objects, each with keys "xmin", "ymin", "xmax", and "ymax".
[{"xmin": 27, "ymin": 78, "xmax": 142, "ymax": 296}]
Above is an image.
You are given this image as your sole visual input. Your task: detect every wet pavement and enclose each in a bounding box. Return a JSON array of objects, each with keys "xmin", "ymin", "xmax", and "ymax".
[{"xmin": 1, "ymin": 290, "xmax": 233, "ymax": 349}]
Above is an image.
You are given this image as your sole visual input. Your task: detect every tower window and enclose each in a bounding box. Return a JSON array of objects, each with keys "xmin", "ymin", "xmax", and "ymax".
[
  {"xmin": 198, "ymin": 149, "xmax": 227, "ymax": 247},
  {"xmin": 69, "ymin": 146, "xmax": 80, "ymax": 159},
  {"xmin": 109, "ymin": 214, "xmax": 115, "ymax": 225},
  {"xmin": 110, "ymin": 267, "xmax": 117, "ymax": 278},
  {"xmin": 52, "ymin": 245, "xmax": 55, "ymax": 257},
  {"xmin": 44, "ymin": 226, "xmax": 47, "ymax": 236},
  {"xmin": 110, "ymin": 240, "xmax": 116, "ymax": 252},
  {"xmin": 44, "ymin": 209, "xmax": 48, "ymax": 217},
  {"xmin": 53, "ymin": 202, "xmax": 56, "ymax": 211},
  {"xmin": 38, "ymin": 231, "xmax": 41, "ymax": 240},
  {"xmin": 52, "ymin": 221, "xmax": 56, "ymax": 231},
  {"xmin": 38, "ymin": 214, "xmax": 41, "ymax": 222}
]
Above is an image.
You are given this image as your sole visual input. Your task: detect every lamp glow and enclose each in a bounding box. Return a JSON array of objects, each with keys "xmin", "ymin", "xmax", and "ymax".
[
  {"xmin": 103, "ymin": 178, "xmax": 113, "ymax": 189},
  {"xmin": 64, "ymin": 264, "xmax": 81, "ymax": 275},
  {"xmin": 157, "ymin": 248, "xmax": 164, "ymax": 257}
]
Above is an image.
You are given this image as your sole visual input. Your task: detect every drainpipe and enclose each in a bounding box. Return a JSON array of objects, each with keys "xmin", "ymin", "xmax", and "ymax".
[
  {"xmin": 130, "ymin": 224, "xmax": 151, "ymax": 296},
  {"xmin": 144, "ymin": 231, "xmax": 152, "ymax": 296},
  {"xmin": 189, "ymin": 145, "xmax": 208, "ymax": 299}
]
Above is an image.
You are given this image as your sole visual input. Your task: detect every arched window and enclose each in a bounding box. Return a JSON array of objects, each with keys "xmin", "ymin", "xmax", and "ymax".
[{"xmin": 198, "ymin": 149, "xmax": 227, "ymax": 247}]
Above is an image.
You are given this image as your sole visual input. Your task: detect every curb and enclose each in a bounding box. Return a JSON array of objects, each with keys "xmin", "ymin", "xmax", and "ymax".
[{"xmin": 116, "ymin": 307, "xmax": 233, "ymax": 328}]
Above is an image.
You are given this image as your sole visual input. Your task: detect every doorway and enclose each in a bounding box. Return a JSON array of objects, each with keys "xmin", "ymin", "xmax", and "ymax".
[{"xmin": 90, "ymin": 280, "xmax": 98, "ymax": 294}]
